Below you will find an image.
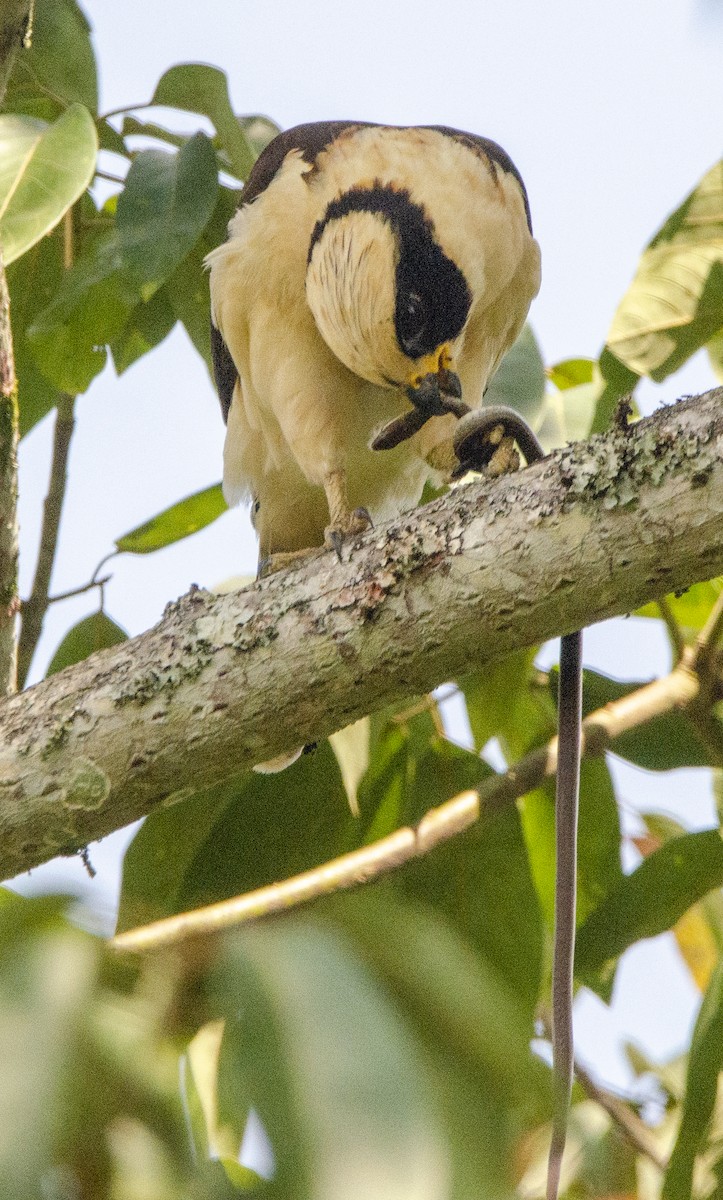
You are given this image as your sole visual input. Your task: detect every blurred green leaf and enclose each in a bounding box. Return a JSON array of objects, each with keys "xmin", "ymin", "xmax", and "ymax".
[
  {"xmin": 707, "ymin": 327, "xmax": 723, "ymax": 381},
  {"xmin": 520, "ymin": 758, "xmax": 623, "ymax": 936},
  {"xmin": 163, "ymin": 183, "xmax": 239, "ymax": 373},
  {"xmin": 458, "ymin": 648, "xmax": 555, "ymax": 760},
  {"xmin": 536, "ymin": 374, "xmax": 606, "ymax": 448},
  {"xmin": 151, "ymin": 63, "xmax": 256, "ymax": 181},
  {"xmin": 3, "ymin": 0, "xmax": 98, "ymax": 117},
  {"xmin": 0, "ymin": 106, "xmax": 97, "ymax": 265},
  {"xmin": 116, "ymin": 133, "xmax": 218, "ymax": 293},
  {"xmin": 333, "ymin": 888, "xmax": 542, "ymax": 1109},
  {"xmin": 7, "ymin": 227, "xmax": 64, "ymax": 435},
  {"xmin": 547, "ymin": 358, "xmax": 595, "ymax": 390},
  {"xmin": 605, "ymin": 159, "xmax": 723, "ymax": 381},
  {"xmin": 561, "ymin": 666, "xmax": 710, "ymax": 770},
  {"xmin": 662, "ymin": 956, "xmax": 723, "ymax": 1200},
  {"xmin": 117, "ymin": 743, "xmax": 354, "ymax": 931},
  {"xmin": 27, "ymin": 231, "xmax": 142, "ymax": 393},
  {"xmin": 115, "ymin": 483, "xmax": 227, "ymax": 554},
  {"xmin": 213, "ymin": 922, "xmax": 448, "ymax": 1200},
  {"xmin": 636, "ymin": 577, "xmax": 723, "ymax": 636},
  {"xmin": 110, "ymin": 286, "xmax": 176, "ymax": 374},
  {"xmin": 121, "ymin": 114, "xmax": 189, "ymax": 151},
  {"xmin": 484, "ymin": 323, "xmax": 546, "ymax": 425},
  {"xmin": 46, "ymin": 611, "xmax": 128, "ymax": 676},
  {"xmin": 576, "ymin": 829, "xmax": 723, "ymax": 977}
]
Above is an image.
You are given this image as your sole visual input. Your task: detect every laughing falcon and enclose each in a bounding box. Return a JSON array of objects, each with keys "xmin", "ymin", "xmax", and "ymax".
[{"xmin": 206, "ymin": 121, "xmax": 540, "ymax": 566}]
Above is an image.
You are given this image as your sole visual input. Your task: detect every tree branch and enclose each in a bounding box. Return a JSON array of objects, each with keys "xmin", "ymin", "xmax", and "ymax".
[
  {"xmin": 112, "ymin": 644, "xmax": 702, "ymax": 952},
  {"xmin": 1, "ymin": 388, "xmax": 722, "ymax": 882}
]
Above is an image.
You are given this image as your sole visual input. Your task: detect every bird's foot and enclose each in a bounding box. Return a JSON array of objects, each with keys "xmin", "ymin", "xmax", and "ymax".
[{"xmin": 324, "ymin": 507, "xmax": 373, "ymax": 561}]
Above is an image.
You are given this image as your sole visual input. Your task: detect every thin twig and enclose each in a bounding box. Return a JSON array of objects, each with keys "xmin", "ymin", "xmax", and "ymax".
[
  {"xmin": 16, "ymin": 394, "xmax": 76, "ymax": 687},
  {"xmin": 99, "ymin": 102, "xmax": 153, "ymax": 121},
  {"xmin": 112, "ymin": 657, "xmax": 702, "ymax": 954},
  {"xmin": 656, "ymin": 596, "xmax": 685, "ymax": 664},
  {"xmin": 574, "ymin": 1061, "xmax": 667, "ymax": 1170},
  {"xmin": 46, "ymin": 574, "xmax": 111, "ymax": 606},
  {"xmin": 112, "ymin": 790, "xmax": 480, "ymax": 952}
]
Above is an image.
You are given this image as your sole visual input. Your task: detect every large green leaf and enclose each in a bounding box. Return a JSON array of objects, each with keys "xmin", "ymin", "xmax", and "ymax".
[
  {"xmin": 520, "ymin": 757, "xmax": 623, "ymax": 937},
  {"xmin": 110, "ymin": 286, "xmax": 177, "ymax": 375},
  {"xmin": 6, "ymin": 227, "xmax": 64, "ymax": 435},
  {"xmin": 3, "ymin": 0, "xmax": 98, "ymax": 118},
  {"xmin": 115, "ymin": 133, "xmax": 218, "ymax": 294},
  {"xmin": 151, "ymin": 63, "xmax": 256, "ymax": 182},
  {"xmin": 27, "ymin": 231, "xmax": 141, "ymax": 393},
  {"xmin": 0, "ymin": 106, "xmax": 97, "ymax": 265},
  {"xmin": 483, "ymin": 323, "xmax": 546, "ymax": 425},
  {"xmin": 662, "ymin": 956, "xmax": 723, "ymax": 1200},
  {"xmin": 114, "ymin": 483, "xmax": 227, "ymax": 554},
  {"xmin": 212, "ymin": 922, "xmax": 448, "ymax": 1200},
  {"xmin": 163, "ymin": 184, "xmax": 240, "ymax": 374},
  {"xmin": 45, "ymin": 612, "xmax": 128, "ymax": 677},
  {"xmin": 458, "ymin": 648, "xmax": 555, "ymax": 761},
  {"xmin": 117, "ymin": 743, "xmax": 355, "ymax": 931},
  {"xmin": 559, "ymin": 667, "xmax": 711, "ymax": 771},
  {"xmin": 576, "ymin": 829, "xmax": 723, "ymax": 979},
  {"xmin": 605, "ymin": 159, "xmax": 723, "ymax": 381}
]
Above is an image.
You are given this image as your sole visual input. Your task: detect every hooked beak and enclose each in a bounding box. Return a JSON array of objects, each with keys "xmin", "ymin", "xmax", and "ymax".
[{"xmin": 406, "ymin": 348, "xmax": 465, "ymax": 419}]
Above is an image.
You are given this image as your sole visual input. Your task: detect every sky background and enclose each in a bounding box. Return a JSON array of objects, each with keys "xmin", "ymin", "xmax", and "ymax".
[{"xmin": 9, "ymin": 0, "xmax": 723, "ymax": 1096}]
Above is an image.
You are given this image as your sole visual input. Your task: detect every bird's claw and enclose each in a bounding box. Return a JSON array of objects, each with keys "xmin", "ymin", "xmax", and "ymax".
[{"xmin": 324, "ymin": 507, "xmax": 373, "ymax": 561}]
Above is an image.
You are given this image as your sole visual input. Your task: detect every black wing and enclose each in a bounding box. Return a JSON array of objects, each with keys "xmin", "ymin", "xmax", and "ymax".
[{"xmin": 210, "ymin": 321, "xmax": 238, "ymax": 425}]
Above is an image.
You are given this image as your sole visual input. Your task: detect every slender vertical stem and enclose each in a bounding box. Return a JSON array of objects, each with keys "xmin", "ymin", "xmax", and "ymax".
[
  {"xmin": 0, "ymin": 257, "xmax": 19, "ymax": 695},
  {"xmin": 546, "ymin": 629, "xmax": 583, "ymax": 1200},
  {"xmin": 16, "ymin": 394, "xmax": 76, "ymax": 688}
]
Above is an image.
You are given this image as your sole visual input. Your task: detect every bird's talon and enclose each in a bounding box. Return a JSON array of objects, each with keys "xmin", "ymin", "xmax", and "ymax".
[
  {"xmin": 326, "ymin": 528, "xmax": 345, "ymax": 561},
  {"xmin": 351, "ymin": 506, "xmax": 373, "ymax": 531}
]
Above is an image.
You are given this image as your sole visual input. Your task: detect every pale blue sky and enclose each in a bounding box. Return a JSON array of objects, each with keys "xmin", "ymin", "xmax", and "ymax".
[{"xmin": 11, "ymin": 0, "xmax": 723, "ymax": 1092}]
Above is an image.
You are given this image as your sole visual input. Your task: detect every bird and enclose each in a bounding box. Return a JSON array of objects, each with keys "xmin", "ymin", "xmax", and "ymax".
[{"xmin": 205, "ymin": 120, "xmax": 541, "ymax": 571}]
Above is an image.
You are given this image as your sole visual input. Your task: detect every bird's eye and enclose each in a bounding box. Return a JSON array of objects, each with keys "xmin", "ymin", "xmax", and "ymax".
[{"xmin": 399, "ymin": 291, "xmax": 428, "ymax": 355}]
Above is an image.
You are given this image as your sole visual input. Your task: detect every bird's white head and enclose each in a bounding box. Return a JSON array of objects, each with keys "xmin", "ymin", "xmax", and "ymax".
[{"xmin": 305, "ymin": 184, "xmax": 471, "ymax": 412}]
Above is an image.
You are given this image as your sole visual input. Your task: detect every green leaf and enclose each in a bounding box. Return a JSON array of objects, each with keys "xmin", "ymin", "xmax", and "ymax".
[
  {"xmin": 576, "ymin": 829, "xmax": 723, "ymax": 978},
  {"xmin": 339, "ymin": 887, "xmax": 541, "ymax": 1103},
  {"xmin": 0, "ymin": 106, "xmax": 97, "ymax": 265},
  {"xmin": 115, "ymin": 133, "xmax": 218, "ymax": 293},
  {"xmin": 536, "ymin": 364, "xmax": 609, "ymax": 448},
  {"xmin": 484, "ymin": 323, "xmax": 546, "ymax": 425},
  {"xmin": 110, "ymin": 286, "xmax": 177, "ymax": 375},
  {"xmin": 46, "ymin": 612, "xmax": 128, "ymax": 676},
  {"xmin": 121, "ymin": 115, "xmax": 189, "ymax": 151},
  {"xmin": 606, "ymin": 159, "xmax": 723, "ymax": 380},
  {"xmin": 559, "ymin": 667, "xmax": 710, "ymax": 771},
  {"xmin": 7, "ymin": 228, "xmax": 64, "ymax": 435},
  {"xmin": 27, "ymin": 231, "xmax": 141, "ymax": 393},
  {"xmin": 114, "ymin": 484, "xmax": 227, "ymax": 554},
  {"xmin": 458, "ymin": 648, "xmax": 555, "ymax": 760},
  {"xmin": 662, "ymin": 957, "xmax": 723, "ymax": 1200},
  {"xmin": 151, "ymin": 64, "xmax": 256, "ymax": 182},
  {"xmin": 117, "ymin": 743, "xmax": 354, "ymax": 931},
  {"xmin": 3, "ymin": 0, "xmax": 98, "ymax": 117},
  {"xmin": 636, "ymin": 578, "xmax": 723, "ymax": 636},
  {"xmin": 547, "ymin": 358, "xmax": 595, "ymax": 390},
  {"xmin": 520, "ymin": 758, "xmax": 623, "ymax": 936},
  {"xmin": 707, "ymin": 327, "xmax": 723, "ymax": 382},
  {"xmin": 163, "ymin": 184, "xmax": 240, "ymax": 373},
  {"xmin": 213, "ymin": 922, "xmax": 447, "ymax": 1200}
]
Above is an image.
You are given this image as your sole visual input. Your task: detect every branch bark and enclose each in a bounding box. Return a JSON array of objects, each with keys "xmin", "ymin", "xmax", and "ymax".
[{"xmin": 1, "ymin": 388, "xmax": 722, "ymax": 881}]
